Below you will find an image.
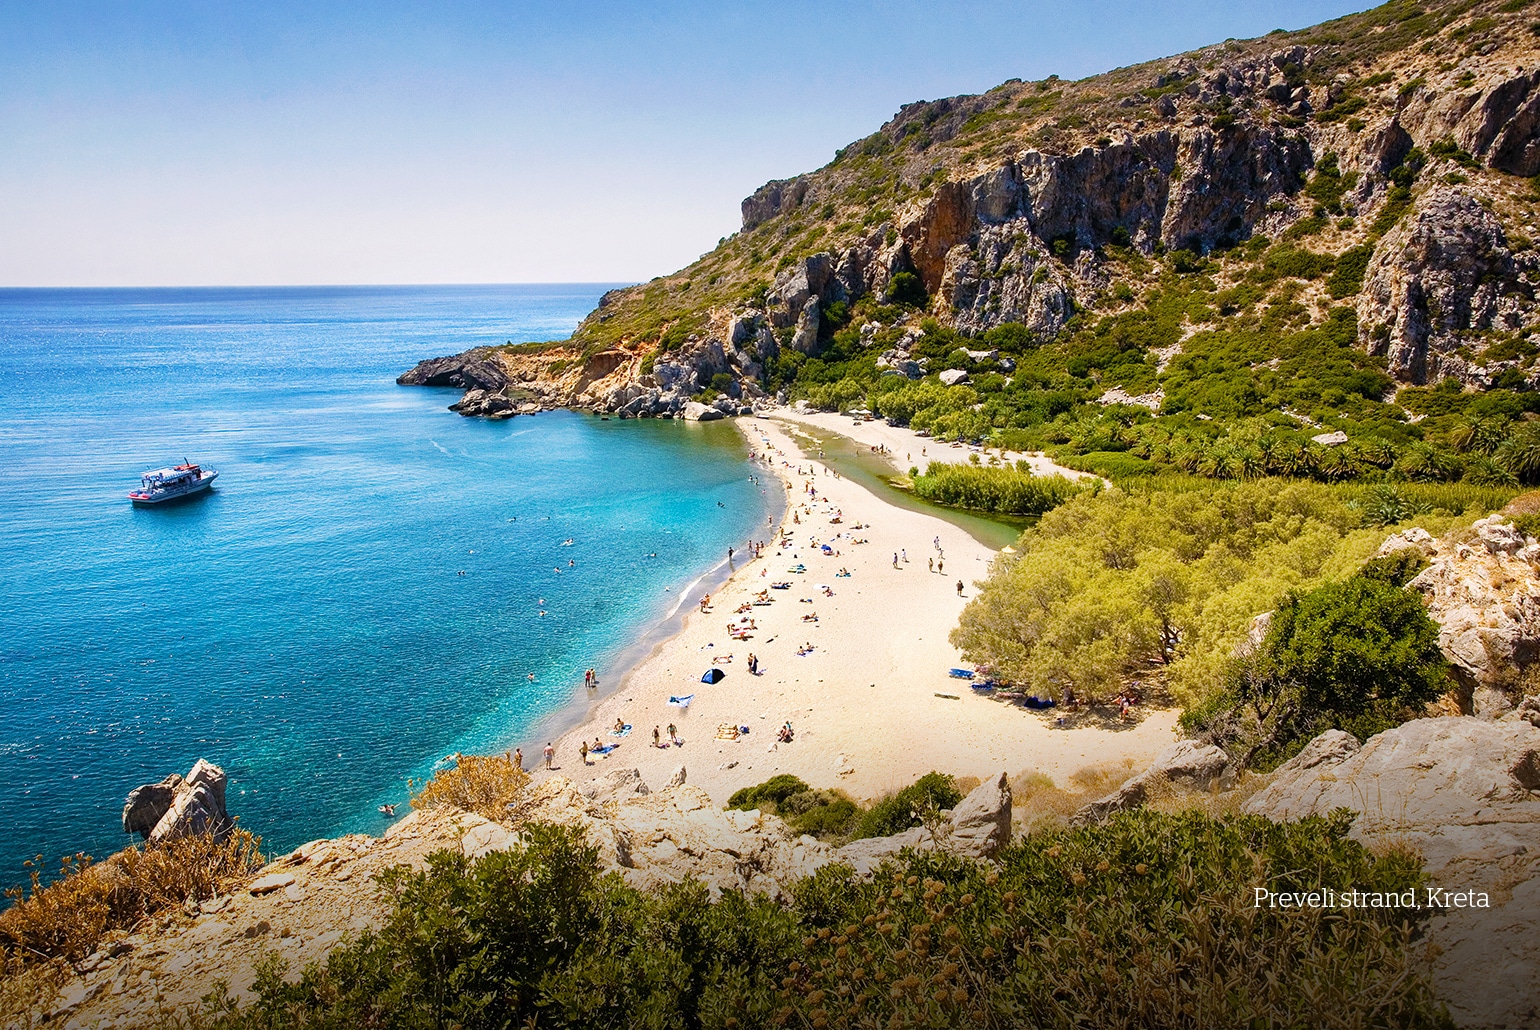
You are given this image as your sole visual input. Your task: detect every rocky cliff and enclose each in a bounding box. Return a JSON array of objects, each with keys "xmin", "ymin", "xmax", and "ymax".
[{"xmin": 404, "ymin": 0, "xmax": 1540, "ymax": 418}]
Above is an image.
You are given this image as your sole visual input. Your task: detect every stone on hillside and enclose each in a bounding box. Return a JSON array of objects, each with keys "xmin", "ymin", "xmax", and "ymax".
[
  {"xmin": 1403, "ymin": 515, "xmax": 1540, "ymax": 713},
  {"xmin": 584, "ymin": 768, "xmax": 651, "ymax": 805},
  {"xmin": 122, "ymin": 776, "xmax": 181, "ymax": 838},
  {"xmin": 682, "ymin": 401, "xmax": 724, "ymax": 422},
  {"xmin": 939, "ymin": 369, "xmax": 970, "ymax": 386},
  {"xmin": 1377, "ymin": 526, "xmax": 1436, "ymax": 557},
  {"xmin": 124, "ymin": 760, "xmax": 233, "ymax": 845},
  {"xmin": 1243, "ymin": 715, "xmax": 1540, "ymax": 1027},
  {"xmin": 1071, "ymin": 740, "xmax": 1230, "ymax": 825},
  {"xmin": 248, "ymin": 872, "xmax": 294, "ymax": 896},
  {"xmin": 1273, "ymin": 728, "xmax": 1360, "ymax": 774},
  {"xmin": 667, "ymin": 765, "xmax": 687, "ymax": 788},
  {"xmin": 832, "ymin": 771, "xmax": 1012, "ymax": 874},
  {"xmin": 1310, "ymin": 430, "xmax": 1348, "ymax": 446},
  {"xmin": 945, "ymin": 771, "xmax": 1012, "ymax": 860}
]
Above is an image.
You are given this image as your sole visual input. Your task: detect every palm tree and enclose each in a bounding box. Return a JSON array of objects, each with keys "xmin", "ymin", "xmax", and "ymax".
[
  {"xmin": 1497, "ymin": 422, "xmax": 1540, "ymax": 484},
  {"xmin": 1449, "ymin": 414, "xmax": 1511, "ymax": 455}
]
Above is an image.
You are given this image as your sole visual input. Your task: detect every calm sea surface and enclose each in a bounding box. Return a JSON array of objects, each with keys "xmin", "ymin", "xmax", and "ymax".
[{"xmin": 0, "ymin": 285, "xmax": 769, "ymax": 876}]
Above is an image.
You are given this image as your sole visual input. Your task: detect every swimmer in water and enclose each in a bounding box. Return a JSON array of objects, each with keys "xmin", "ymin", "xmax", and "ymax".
[{"xmin": 379, "ymin": 804, "xmax": 396, "ymax": 816}]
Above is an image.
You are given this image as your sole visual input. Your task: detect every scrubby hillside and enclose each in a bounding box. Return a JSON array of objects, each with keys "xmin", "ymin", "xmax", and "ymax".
[{"xmin": 406, "ymin": 0, "xmax": 1540, "ymax": 487}]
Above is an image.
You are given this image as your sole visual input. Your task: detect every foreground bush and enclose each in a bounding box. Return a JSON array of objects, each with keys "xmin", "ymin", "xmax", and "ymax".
[
  {"xmin": 411, "ymin": 752, "xmax": 529, "ymax": 821},
  {"xmin": 0, "ymin": 829, "xmax": 262, "ymax": 973},
  {"xmin": 182, "ymin": 810, "xmax": 1448, "ymax": 1029},
  {"xmin": 1187, "ymin": 567, "xmax": 1451, "ymax": 769},
  {"xmin": 728, "ymin": 775, "xmax": 862, "ymax": 840}
]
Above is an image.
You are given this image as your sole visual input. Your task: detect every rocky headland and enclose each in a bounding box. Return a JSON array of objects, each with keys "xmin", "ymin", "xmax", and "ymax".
[{"xmin": 401, "ymin": 0, "xmax": 1540, "ymax": 421}]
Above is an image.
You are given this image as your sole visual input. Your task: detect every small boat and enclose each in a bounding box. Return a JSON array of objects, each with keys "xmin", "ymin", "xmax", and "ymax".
[{"xmin": 128, "ymin": 460, "xmax": 218, "ymax": 504}]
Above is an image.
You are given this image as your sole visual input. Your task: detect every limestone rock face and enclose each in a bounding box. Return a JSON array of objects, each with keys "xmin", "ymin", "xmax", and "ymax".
[
  {"xmin": 1357, "ymin": 187, "xmax": 1533, "ymax": 384},
  {"xmin": 122, "ymin": 775, "xmax": 181, "ymax": 838},
  {"xmin": 396, "ymin": 351, "xmax": 508, "ymax": 393},
  {"xmin": 682, "ymin": 401, "xmax": 724, "ymax": 422},
  {"xmin": 122, "ymin": 760, "xmax": 233, "ymax": 844},
  {"xmin": 1071, "ymin": 740, "xmax": 1230, "ymax": 824},
  {"xmin": 832, "ymin": 772, "xmax": 1012, "ymax": 874},
  {"xmin": 1395, "ymin": 515, "xmax": 1540, "ymax": 714},
  {"xmin": 1244, "ymin": 717, "xmax": 1540, "ymax": 1028}
]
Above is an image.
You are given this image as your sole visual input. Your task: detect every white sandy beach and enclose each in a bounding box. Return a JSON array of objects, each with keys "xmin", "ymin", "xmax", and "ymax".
[
  {"xmin": 772, "ymin": 406, "xmax": 1100, "ymax": 481},
  {"xmin": 530, "ymin": 414, "xmax": 1174, "ymax": 806}
]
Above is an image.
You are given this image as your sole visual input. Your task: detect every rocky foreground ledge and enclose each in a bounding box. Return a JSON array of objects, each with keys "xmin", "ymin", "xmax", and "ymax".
[{"xmin": 37, "ymin": 710, "xmax": 1540, "ymax": 1028}]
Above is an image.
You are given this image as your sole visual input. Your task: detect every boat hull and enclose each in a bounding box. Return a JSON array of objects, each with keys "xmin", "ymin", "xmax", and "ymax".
[{"xmin": 129, "ymin": 470, "xmax": 218, "ymax": 505}]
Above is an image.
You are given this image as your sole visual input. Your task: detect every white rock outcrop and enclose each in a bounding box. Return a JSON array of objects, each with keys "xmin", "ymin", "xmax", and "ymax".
[
  {"xmin": 1245, "ymin": 716, "xmax": 1540, "ymax": 1029},
  {"xmin": 1070, "ymin": 740, "xmax": 1231, "ymax": 824},
  {"xmin": 1386, "ymin": 515, "xmax": 1540, "ymax": 714}
]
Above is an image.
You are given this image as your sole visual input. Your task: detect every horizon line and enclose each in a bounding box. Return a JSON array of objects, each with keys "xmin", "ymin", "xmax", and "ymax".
[{"xmin": 0, "ymin": 281, "xmax": 640, "ymax": 291}]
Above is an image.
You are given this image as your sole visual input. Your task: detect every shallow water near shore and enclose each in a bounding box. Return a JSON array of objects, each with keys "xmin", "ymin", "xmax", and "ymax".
[{"xmin": 0, "ymin": 286, "xmax": 769, "ymax": 875}]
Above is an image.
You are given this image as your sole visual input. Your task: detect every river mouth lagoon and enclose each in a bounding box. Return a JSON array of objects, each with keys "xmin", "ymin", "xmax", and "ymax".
[{"xmin": 0, "ymin": 285, "xmax": 770, "ymax": 873}]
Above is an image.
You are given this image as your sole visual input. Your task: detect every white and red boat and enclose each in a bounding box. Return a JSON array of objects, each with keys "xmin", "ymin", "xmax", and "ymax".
[{"xmin": 128, "ymin": 461, "xmax": 218, "ymax": 504}]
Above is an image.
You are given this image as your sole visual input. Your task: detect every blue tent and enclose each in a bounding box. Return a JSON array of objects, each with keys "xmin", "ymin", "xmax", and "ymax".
[{"xmin": 701, "ymin": 668, "xmax": 725, "ymax": 684}]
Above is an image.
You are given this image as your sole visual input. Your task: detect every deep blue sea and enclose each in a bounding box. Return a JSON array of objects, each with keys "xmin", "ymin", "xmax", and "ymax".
[{"xmin": 0, "ymin": 285, "xmax": 770, "ymax": 877}]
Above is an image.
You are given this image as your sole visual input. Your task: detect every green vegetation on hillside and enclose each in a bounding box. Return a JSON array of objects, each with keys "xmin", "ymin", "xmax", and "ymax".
[
  {"xmin": 949, "ymin": 480, "xmax": 1506, "ymax": 708},
  {"xmin": 178, "ymin": 812, "xmax": 1446, "ymax": 1030},
  {"xmin": 1185, "ymin": 555, "xmax": 1451, "ymax": 768}
]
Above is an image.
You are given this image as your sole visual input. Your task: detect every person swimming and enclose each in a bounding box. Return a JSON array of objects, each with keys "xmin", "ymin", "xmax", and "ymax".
[{"xmin": 379, "ymin": 804, "xmax": 396, "ymax": 816}]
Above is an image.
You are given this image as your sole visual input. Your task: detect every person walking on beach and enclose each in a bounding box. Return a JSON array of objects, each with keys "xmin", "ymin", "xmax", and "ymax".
[
  {"xmin": 512, "ymin": 747, "xmax": 523, "ymax": 772},
  {"xmin": 901, "ymin": 548, "xmax": 908, "ymax": 563},
  {"xmin": 957, "ymin": 579, "xmax": 965, "ymax": 596},
  {"xmin": 893, "ymin": 552, "xmax": 899, "ymax": 568},
  {"xmin": 938, "ymin": 558, "xmax": 944, "ymax": 574},
  {"xmin": 928, "ymin": 557, "xmax": 934, "ymax": 573},
  {"xmin": 543, "ymin": 742, "xmax": 554, "ymax": 769},
  {"xmin": 653, "ymin": 725, "xmax": 662, "ymax": 748},
  {"xmin": 580, "ymin": 740, "xmax": 590, "ymax": 765},
  {"xmin": 748, "ymin": 652, "xmax": 758, "ymax": 675},
  {"xmin": 668, "ymin": 723, "xmax": 679, "ymax": 746}
]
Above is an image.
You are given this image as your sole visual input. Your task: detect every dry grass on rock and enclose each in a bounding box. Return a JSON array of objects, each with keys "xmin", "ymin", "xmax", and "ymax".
[
  {"xmin": 411, "ymin": 753, "xmax": 529, "ymax": 823},
  {"xmin": 0, "ymin": 829, "xmax": 263, "ymax": 975}
]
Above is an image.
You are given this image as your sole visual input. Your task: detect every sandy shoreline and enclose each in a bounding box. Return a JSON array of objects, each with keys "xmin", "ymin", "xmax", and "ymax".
[
  {"xmin": 525, "ymin": 412, "xmax": 1176, "ymax": 806},
  {"xmin": 772, "ymin": 407, "xmax": 1100, "ymax": 481}
]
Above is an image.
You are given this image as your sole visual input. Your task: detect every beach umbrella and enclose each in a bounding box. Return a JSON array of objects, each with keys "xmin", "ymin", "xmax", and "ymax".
[
  {"xmin": 668, "ymin": 694, "xmax": 695, "ymax": 708},
  {"xmin": 700, "ymin": 668, "xmax": 725, "ymax": 684}
]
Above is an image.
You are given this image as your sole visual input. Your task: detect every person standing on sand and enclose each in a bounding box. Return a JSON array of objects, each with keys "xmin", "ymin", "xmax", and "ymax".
[
  {"xmin": 668, "ymin": 723, "xmax": 679, "ymax": 746},
  {"xmin": 957, "ymin": 580, "xmax": 964, "ymax": 596},
  {"xmin": 653, "ymin": 725, "xmax": 662, "ymax": 748},
  {"xmin": 512, "ymin": 748, "xmax": 523, "ymax": 772},
  {"xmin": 928, "ymin": 557, "xmax": 934, "ymax": 573},
  {"xmin": 580, "ymin": 741, "xmax": 589, "ymax": 765},
  {"xmin": 892, "ymin": 552, "xmax": 899, "ymax": 568},
  {"xmin": 543, "ymin": 742, "xmax": 554, "ymax": 769},
  {"xmin": 938, "ymin": 558, "xmax": 944, "ymax": 574}
]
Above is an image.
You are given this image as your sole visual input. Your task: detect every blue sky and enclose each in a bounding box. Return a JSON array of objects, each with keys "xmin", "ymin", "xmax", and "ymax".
[{"xmin": 1, "ymin": 1, "xmax": 1374, "ymax": 286}]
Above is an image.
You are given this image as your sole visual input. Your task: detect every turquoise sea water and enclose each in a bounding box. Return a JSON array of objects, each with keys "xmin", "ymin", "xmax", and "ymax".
[{"xmin": 0, "ymin": 286, "xmax": 770, "ymax": 876}]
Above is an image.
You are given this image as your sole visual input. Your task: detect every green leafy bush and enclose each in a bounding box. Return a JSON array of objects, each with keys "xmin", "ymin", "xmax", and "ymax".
[
  {"xmin": 853, "ymin": 772, "xmax": 963, "ymax": 839},
  {"xmin": 181, "ymin": 811, "xmax": 1446, "ymax": 1030},
  {"xmin": 911, "ymin": 462, "xmax": 1096, "ymax": 514}
]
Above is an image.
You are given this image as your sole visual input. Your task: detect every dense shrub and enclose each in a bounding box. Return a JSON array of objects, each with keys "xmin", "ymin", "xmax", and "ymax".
[
  {"xmin": 1191, "ymin": 570, "xmax": 1451, "ymax": 768},
  {"xmin": 179, "ymin": 811, "xmax": 1446, "ymax": 1030},
  {"xmin": 852, "ymin": 772, "xmax": 964, "ymax": 840},
  {"xmin": 950, "ymin": 481, "xmax": 1464, "ymax": 705},
  {"xmin": 728, "ymin": 775, "xmax": 861, "ymax": 839},
  {"xmin": 911, "ymin": 461, "xmax": 1096, "ymax": 514}
]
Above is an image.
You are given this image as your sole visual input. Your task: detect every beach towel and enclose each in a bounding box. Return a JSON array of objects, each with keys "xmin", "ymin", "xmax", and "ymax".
[
  {"xmin": 591, "ymin": 743, "xmax": 618, "ymax": 756},
  {"xmin": 948, "ymin": 668, "xmax": 975, "ymax": 679},
  {"xmin": 668, "ymin": 694, "xmax": 694, "ymax": 708}
]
